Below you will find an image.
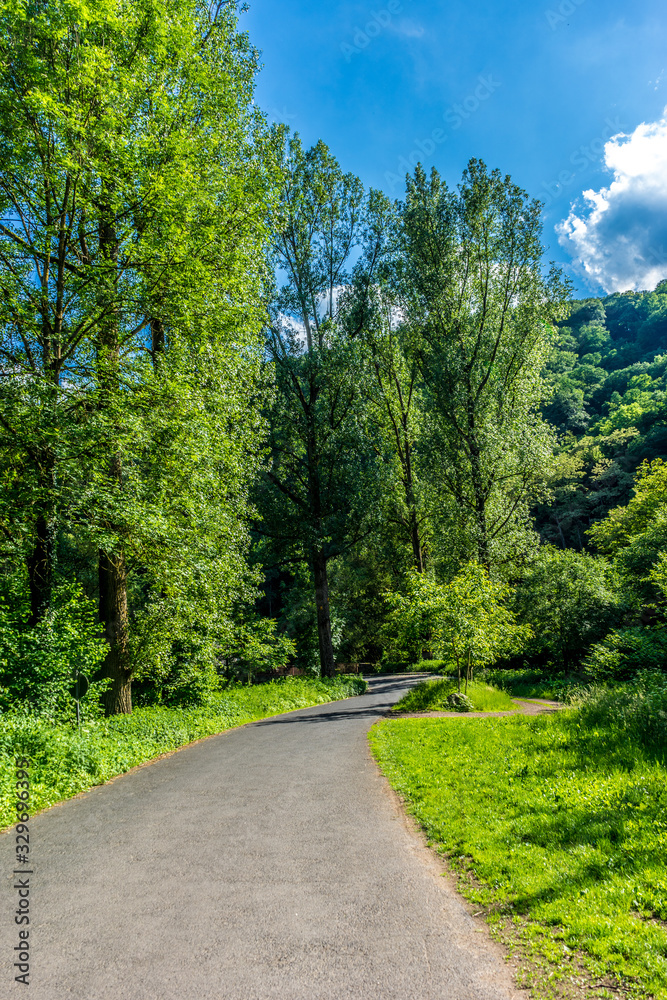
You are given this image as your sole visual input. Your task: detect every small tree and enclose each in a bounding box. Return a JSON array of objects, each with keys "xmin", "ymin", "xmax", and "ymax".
[
  {"xmin": 433, "ymin": 564, "xmax": 531, "ymax": 692},
  {"xmin": 384, "ymin": 564, "xmax": 530, "ymax": 690},
  {"xmin": 231, "ymin": 619, "xmax": 297, "ymax": 685}
]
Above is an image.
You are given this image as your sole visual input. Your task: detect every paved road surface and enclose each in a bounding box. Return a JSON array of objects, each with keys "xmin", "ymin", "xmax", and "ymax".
[{"xmin": 1, "ymin": 675, "xmax": 522, "ymax": 999}]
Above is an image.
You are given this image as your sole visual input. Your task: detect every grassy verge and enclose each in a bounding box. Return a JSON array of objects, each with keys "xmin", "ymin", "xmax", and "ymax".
[
  {"xmin": 391, "ymin": 676, "xmax": 517, "ymax": 713},
  {"xmin": 369, "ymin": 694, "xmax": 667, "ymax": 999},
  {"xmin": 481, "ymin": 667, "xmax": 583, "ymax": 702},
  {"xmin": 0, "ymin": 675, "xmax": 366, "ymax": 829}
]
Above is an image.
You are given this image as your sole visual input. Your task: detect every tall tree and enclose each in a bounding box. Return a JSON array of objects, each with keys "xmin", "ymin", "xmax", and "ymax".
[
  {"xmin": 345, "ymin": 192, "xmax": 432, "ymax": 574},
  {"xmin": 0, "ymin": 0, "xmax": 272, "ymax": 712},
  {"xmin": 259, "ymin": 136, "xmax": 383, "ymax": 676},
  {"xmin": 398, "ymin": 161, "xmax": 570, "ymax": 570}
]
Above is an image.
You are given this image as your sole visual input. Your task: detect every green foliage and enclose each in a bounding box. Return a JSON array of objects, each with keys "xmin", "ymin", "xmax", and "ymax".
[
  {"xmin": 587, "ymin": 458, "xmax": 667, "ymax": 609},
  {"xmin": 384, "ymin": 564, "xmax": 531, "ymax": 687},
  {"xmin": 0, "ymin": 0, "xmax": 274, "ymax": 711},
  {"xmin": 482, "ymin": 666, "xmax": 562, "ymax": 699},
  {"xmin": 258, "ymin": 134, "xmax": 387, "ymax": 677},
  {"xmin": 536, "ymin": 286, "xmax": 667, "ymax": 552},
  {"xmin": 583, "ymin": 628, "xmax": 667, "ymax": 681},
  {"xmin": 574, "ymin": 671, "xmax": 667, "ymax": 751},
  {"xmin": 392, "ymin": 677, "xmax": 516, "ymax": 713},
  {"xmin": 513, "ymin": 547, "xmax": 621, "ymax": 669},
  {"xmin": 0, "ymin": 675, "xmax": 366, "ymax": 829},
  {"xmin": 0, "ymin": 580, "xmax": 107, "ymax": 720},
  {"xmin": 414, "ymin": 659, "xmax": 454, "ymax": 673},
  {"xmin": 370, "ymin": 700, "xmax": 667, "ymax": 998},
  {"xmin": 590, "ymin": 458, "xmax": 667, "ymax": 556},
  {"xmin": 228, "ymin": 618, "xmax": 297, "ymax": 684},
  {"xmin": 397, "ymin": 160, "xmax": 569, "ymax": 568}
]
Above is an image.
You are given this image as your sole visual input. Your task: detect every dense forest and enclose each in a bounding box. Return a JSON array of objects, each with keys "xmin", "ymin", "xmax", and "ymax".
[{"xmin": 2, "ymin": 0, "xmax": 667, "ymax": 719}]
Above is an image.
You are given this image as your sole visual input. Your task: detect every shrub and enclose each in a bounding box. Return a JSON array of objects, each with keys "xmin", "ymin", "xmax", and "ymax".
[
  {"xmin": 583, "ymin": 626, "xmax": 667, "ymax": 680},
  {"xmin": 0, "ymin": 581, "xmax": 108, "ymax": 721},
  {"xmin": 513, "ymin": 547, "xmax": 621, "ymax": 670}
]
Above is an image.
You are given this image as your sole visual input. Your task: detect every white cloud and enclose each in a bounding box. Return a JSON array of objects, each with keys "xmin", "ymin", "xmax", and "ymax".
[{"xmin": 557, "ymin": 109, "xmax": 667, "ymax": 293}]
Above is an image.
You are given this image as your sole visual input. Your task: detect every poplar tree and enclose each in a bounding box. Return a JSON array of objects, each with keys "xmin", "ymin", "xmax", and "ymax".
[
  {"xmin": 0, "ymin": 0, "xmax": 271, "ymax": 712},
  {"xmin": 398, "ymin": 161, "xmax": 569, "ymax": 569},
  {"xmin": 259, "ymin": 136, "xmax": 383, "ymax": 676}
]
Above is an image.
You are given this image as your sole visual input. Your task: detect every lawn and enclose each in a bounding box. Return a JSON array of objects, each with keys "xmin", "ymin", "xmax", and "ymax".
[
  {"xmin": 369, "ymin": 703, "xmax": 667, "ymax": 999},
  {"xmin": 391, "ymin": 676, "xmax": 517, "ymax": 713},
  {"xmin": 0, "ymin": 675, "xmax": 366, "ymax": 830}
]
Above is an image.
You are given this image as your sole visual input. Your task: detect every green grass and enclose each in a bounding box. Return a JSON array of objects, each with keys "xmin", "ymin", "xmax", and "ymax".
[
  {"xmin": 481, "ymin": 666, "xmax": 586, "ymax": 702},
  {"xmin": 369, "ymin": 707, "xmax": 667, "ymax": 999},
  {"xmin": 0, "ymin": 675, "xmax": 366, "ymax": 829},
  {"xmin": 482, "ymin": 667, "xmax": 563, "ymax": 699},
  {"xmin": 413, "ymin": 659, "xmax": 454, "ymax": 673},
  {"xmin": 391, "ymin": 677, "xmax": 517, "ymax": 713}
]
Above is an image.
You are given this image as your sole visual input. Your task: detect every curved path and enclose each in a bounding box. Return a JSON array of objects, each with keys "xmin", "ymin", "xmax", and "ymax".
[{"xmin": 1, "ymin": 675, "xmax": 523, "ymax": 1000}]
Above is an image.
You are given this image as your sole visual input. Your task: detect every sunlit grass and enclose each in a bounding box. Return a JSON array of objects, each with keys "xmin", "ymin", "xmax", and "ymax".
[
  {"xmin": 392, "ymin": 677, "xmax": 517, "ymax": 713},
  {"xmin": 370, "ymin": 710, "xmax": 667, "ymax": 998}
]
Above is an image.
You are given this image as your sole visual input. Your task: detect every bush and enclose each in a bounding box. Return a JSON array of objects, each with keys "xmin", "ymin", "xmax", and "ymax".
[
  {"xmin": 513, "ymin": 547, "xmax": 621, "ymax": 670},
  {"xmin": 0, "ymin": 581, "xmax": 108, "ymax": 721},
  {"xmin": 583, "ymin": 626, "xmax": 667, "ymax": 680}
]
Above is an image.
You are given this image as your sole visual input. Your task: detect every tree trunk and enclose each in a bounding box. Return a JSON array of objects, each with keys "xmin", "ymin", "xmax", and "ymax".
[
  {"xmin": 553, "ymin": 512, "xmax": 566, "ymax": 548},
  {"xmin": 409, "ymin": 510, "xmax": 424, "ymax": 573},
  {"xmin": 404, "ymin": 440, "xmax": 425, "ymax": 572},
  {"xmin": 97, "ymin": 201, "xmax": 131, "ymax": 715},
  {"xmin": 150, "ymin": 316, "xmax": 165, "ymax": 361},
  {"xmin": 312, "ymin": 548, "xmax": 336, "ymax": 678},
  {"xmin": 469, "ymin": 436, "xmax": 490, "ymax": 570},
  {"xmin": 99, "ymin": 545, "xmax": 131, "ymax": 715},
  {"xmin": 26, "ymin": 509, "xmax": 55, "ymax": 626},
  {"xmin": 26, "ymin": 374, "xmax": 59, "ymax": 625}
]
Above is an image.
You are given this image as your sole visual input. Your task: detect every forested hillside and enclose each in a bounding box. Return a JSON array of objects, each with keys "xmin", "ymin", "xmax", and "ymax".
[{"xmin": 538, "ymin": 286, "xmax": 667, "ymax": 548}]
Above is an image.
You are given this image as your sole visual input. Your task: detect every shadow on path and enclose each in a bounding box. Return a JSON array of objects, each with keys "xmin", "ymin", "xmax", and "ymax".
[{"xmin": 252, "ymin": 674, "xmax": 429, "ymax": 728}]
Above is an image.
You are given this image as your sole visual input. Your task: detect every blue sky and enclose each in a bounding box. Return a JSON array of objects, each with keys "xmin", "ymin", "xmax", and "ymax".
[{"xmin": 240, "ymin": 0, "xmax": 667, "ymax": 297}]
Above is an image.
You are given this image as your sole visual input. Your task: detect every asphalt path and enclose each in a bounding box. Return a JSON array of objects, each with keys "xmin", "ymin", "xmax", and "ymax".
[{"xmin": 1, "ymin": 675, "xmax": 523, "ymax": 999}]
